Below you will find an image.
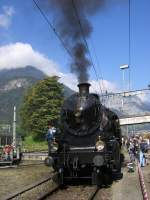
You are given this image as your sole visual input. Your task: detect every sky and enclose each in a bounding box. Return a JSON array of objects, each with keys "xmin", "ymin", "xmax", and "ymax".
[{"xmin": 0, "ymin": 0, "xmax": 150, "ymax": 95}]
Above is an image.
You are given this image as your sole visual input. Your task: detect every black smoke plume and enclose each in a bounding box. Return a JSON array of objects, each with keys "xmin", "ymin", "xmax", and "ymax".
[{"xmin": 46, "ymin": 0, "xmax": 105, "ymax": 83}]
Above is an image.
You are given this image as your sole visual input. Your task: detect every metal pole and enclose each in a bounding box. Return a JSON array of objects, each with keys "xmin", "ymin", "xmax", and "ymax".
[
  {"xmin": 127, "ymin": 125, "xmax": 128, "ymax": 137},
  {"xmin": 122, "ymin": 69, "xmax": 125, "ymax": 110},
  {"xmin": 123, "ymin": 69, "xmax": 125, "ymax": 92},
  {"xmin": 120, "ymin": 64, "xmax": 129, "ymax": 93},
  {"xmin": 13, "ymin": 106, "xmax": 16, "ymax": 148}
]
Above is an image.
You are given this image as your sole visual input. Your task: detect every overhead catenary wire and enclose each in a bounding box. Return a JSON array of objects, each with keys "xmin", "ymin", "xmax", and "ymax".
[
  {"xmin": 32, "ymin": 0, "xmax": 73, "ymax": 59},
  {"xmin": 90, "ymin": 37, "xmax": 106, "ymax": 92},
  {"xmin": 128, "ymin": 0, "xmax": 131, "ymax": 90},
  {"xmin": 91, "ymin": 85, "xmax": 99, "ymax": 94},
  {"xmin": 33, "ymin": 0, "xmax": 102, "ymax": 96},
  {"xmin": 71, "ymin": 0, "xmax": 103, "ymax": 95}
]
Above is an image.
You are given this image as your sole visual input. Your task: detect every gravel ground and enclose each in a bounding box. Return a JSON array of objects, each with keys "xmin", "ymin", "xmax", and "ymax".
[
  {"xmin": 112, "ymin": 148, "xmax": 143, "ymax": 200},
  {"xmin": 0, "ymin": 162, "xmax": 52, "ymax": 199},
  {"xmin": 0, "ymin": 150, "xmax": 147, "ymax": 200},
  {"xmin": 95, "ymin": 188, "xmax": 112, "ymax": 200},
  {"xmin": 11, "ymin": 179, "xmax": 58, "ymax": 200},
  {"xmin": 46, "ymin": 186, "xmax": 98, "ymax": 200},
  {"xmin": 112, "ymin": 165, "xmax": 142, "ymax": 200}
]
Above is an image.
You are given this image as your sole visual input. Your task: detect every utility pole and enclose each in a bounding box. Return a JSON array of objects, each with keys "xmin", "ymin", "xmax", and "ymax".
[
  {"xmin": 12, "ymin": 106, "xmax": 16, "ymax": 148},
  {"xmin": 120, "ymin": 64, "xmax": 129, "ymax": 92},
  {"xmin": 120, "ymin": 64, "xmax": 129, "ymax": 112}
]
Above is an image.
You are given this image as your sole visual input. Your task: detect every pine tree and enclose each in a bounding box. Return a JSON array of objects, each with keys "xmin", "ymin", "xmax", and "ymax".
[{"xmin": 20, "ymin": 76, "xmax": 64, "ymax": 140}]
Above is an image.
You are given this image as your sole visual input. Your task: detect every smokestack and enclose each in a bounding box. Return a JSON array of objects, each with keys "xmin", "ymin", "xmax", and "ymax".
[{"xmin": 77, "ymin": 83, "xmax": 91, "ymax": 96}]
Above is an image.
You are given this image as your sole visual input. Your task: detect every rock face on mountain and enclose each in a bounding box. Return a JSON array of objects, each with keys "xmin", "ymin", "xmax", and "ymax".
[
  {"xmin": 0, "ymin": 66, "xmax": 46, "ymax": 82},
  {"xmin": 0, "ymin": 66, "xmax": 74, "ymax": 124},
  {"xmin": 101, "ymin": 93, "xmax": 150, "ymax": 134}
]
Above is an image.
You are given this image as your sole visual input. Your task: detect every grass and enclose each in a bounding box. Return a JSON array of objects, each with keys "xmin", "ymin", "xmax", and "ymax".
[{"xmin": 22, "ymin": 135, "xmax": 48, "ymax": 152}]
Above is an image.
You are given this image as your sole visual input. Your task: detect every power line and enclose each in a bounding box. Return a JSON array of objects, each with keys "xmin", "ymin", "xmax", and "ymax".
[
  {"xmin": 33, "ymin": 0, "xmax": 102, "ymax": 96},
  {"xmin": 90, "ymin": 37, "xmax": 106, "ymax": 91},
  {"xmin": 32, "ymin": 0, "xmax": 73, "ymax": 59},
  {"xmin": 71, "ymin": 0, "xmax": 103, "ymax": 95},
  {"xmin": 91, "ymin": 85, "xmax": 99, "ymax": 94}
]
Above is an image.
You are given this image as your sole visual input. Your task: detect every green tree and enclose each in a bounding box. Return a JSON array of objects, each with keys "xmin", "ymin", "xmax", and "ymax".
[{"xmin": 20, "ymin": 76, "xmax": 64, "ymax": 140}]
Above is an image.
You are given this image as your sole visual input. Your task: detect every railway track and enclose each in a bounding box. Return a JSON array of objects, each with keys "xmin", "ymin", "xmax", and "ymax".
[
  {"xmin": 88, "ymin": 186, "xmax": 100, "ymax": 200},
  {"xmin": 3, "ymin": 173, "xmax": 58, "ymax": 200},
  {"xmin": 42, "ymin": 185, "xmax": 111, "ymax": 200},
  {"xmin": 1, "ymin": 176, "xmax": 112, "ymax": 200},
  {"xmin": 0, "ymin": 162, "xmax": 45, "ymax": 169}
]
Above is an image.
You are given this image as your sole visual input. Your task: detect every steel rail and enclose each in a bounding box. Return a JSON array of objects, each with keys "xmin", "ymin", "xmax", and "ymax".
[
  {"xmin": 39, "ymin": 185, "xmax": 100, "ymax": 200},
  {"xmin": 0, "ymin": 162, "xmax": 44, "ymax": 169},
  {"xmin": 36, "ymin": 185, "xmax": 60, "ymax": 200},
  {"xmin": 3, "ymin": 173, "xmax": 57, "ymax": 200},
  {"xmin": 88, "ymin": 186, "xmax": 100, "ymax": 200}
]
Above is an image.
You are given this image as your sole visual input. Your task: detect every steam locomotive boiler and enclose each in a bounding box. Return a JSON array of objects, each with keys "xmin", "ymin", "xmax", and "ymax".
[{"xmin": 48, "ymin": 83, "xmax": 122, "ymax": 185}]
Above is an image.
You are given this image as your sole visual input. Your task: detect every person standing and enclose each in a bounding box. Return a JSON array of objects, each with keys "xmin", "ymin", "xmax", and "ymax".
[
  {"xmin": 3, "ymin": 145, "xmax": 13, "ymax": 161},
  {"xmin": 128, "ymin": 142, "xmax": 135, "ymax": 162},
  {"xmin": 139, "ymin": 142, "xmax": 146, "ymax": 167},
  {"xmin": 46, "ymin": 123, "xmax": 56, "ymax": 153}
]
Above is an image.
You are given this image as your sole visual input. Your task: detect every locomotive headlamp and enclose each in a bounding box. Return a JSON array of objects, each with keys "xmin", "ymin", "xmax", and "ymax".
[
  {"xmin": 75, "ymin": 111, "xmax": 81, "ymax": 117},
  {"xmin": 79, "ymin": 106, "xmax": 83, "ymax": 111},
  {"xmin": 95, "ymin": 136, "xmax": 105, "ymax": 151}
]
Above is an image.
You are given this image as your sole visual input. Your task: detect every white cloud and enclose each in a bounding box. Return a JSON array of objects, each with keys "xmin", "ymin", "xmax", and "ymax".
[
  {"xmin": 90, "ymin": 79, "xmax": 118, "ymax": 94},
  {"xmin": 59, "ymin": 76, "xmax": 118, "ymax": 94},
  {"xmin": 137, "ymin": 93, "xmax": 149, "ymax": 102},
  {"xmin": 0, "ymin": 42, "xmax": 119, "ymax": 94},
  {"xmin": 59, "ymin": 73, "xmax": 78, "ymax": 91},
  {"xmin": 0, "ymin": 42, "xmax": 59, "ymax": 75},
  {"xmin": 0, "ymin": 5, "xmax": 15, "ymax": 28},
  {"xmin": 3, "ymin": 6, "xmax": 14, "ymax": 16}
]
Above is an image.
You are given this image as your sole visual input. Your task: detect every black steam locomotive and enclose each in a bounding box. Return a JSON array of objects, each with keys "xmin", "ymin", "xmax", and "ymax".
[{"xmin": 47, "ymin": 83, "xmax": 122, "ymax": 185}]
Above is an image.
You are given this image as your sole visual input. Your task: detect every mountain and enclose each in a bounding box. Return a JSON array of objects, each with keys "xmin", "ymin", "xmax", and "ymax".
[
  {"xmin": 101, "ymin": 93, "xmax": 150, "ymax": 135},
  {"xmin": 0, "ymin": 66, "xmax": 149, "ymax": 135},
  {"xmin": 102, "ymin": 94, "xmax": 150, "ymax": 117},
  {"xmin": 0, "ymin": 66, "xmax": 46, "ymax": 83},
  {"xmin": 0, "ymin": 66, "xmax": 74, "ymax": 124}
]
